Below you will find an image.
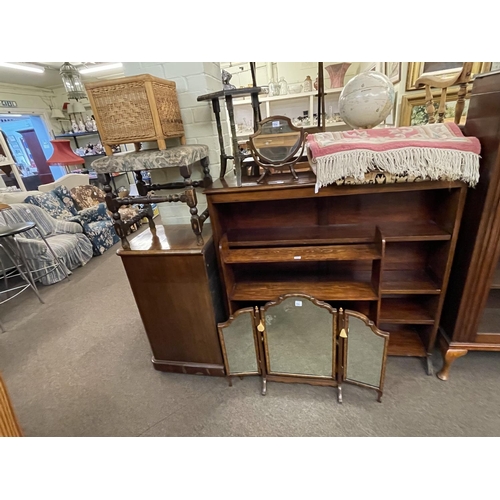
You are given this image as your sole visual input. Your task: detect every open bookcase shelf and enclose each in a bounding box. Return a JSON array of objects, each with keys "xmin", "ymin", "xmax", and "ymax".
[
  {"xmin": 226, "ymin": 221, "xmax": 451, "ymax": 248},
  {"xmin": 206, "ymin": 174, "xmax": 467, "ymax": 361},
  {"xmin": 231, "ymin": 280, "xmax": 378, "ymax": 302}
]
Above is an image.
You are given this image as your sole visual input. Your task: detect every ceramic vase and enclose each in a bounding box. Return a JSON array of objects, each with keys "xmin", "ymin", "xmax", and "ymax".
[{"xmin": 325, "ymin": 62, "xmax": 352, "ymax": 89}]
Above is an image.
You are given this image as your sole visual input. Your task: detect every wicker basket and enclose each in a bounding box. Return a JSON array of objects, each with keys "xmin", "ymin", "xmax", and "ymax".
[{"xmin": 85, "ymin": 74, "xmax": 185, "ymax": 155}]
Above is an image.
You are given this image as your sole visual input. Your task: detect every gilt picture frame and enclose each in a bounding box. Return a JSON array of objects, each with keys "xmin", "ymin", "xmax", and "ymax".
[
  {"xmin": 399, "ymin": 87, "xmax": 472, "ymax": 127},
  {"xmin": 405, "ymin": 62, "xmax": 490, "ymax": 90}
]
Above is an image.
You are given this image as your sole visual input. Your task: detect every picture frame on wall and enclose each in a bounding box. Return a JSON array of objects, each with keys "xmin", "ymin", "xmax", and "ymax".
[
  {"xmin": 399, "ymin": 88, "xmax": 472, "ymax": 127},
  {"xmin": 385, "ymin": 62, "xmax": 401, "ymax": 84},
  {"xmin": 405, "ymin": 62, "xmax": 490, "ymax": 90}
]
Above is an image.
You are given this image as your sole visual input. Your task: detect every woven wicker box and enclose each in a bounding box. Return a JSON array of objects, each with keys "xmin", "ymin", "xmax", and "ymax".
[{"xmin": 85, "ymin": 74, "xmax": 185, "ymax": 155}]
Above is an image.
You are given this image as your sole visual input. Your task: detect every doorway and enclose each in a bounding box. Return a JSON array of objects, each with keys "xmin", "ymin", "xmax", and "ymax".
[
  {"xmin": 0, "ymin": 114, "xmax": 54, "ymax": 189},
  {"xmin": 17, "ymin": 129, "xmax": 53, "ymax": 185}
]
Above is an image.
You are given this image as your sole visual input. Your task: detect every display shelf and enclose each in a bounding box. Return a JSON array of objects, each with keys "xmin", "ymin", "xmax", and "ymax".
[
  {"xmin": 221, "ymin": 239, "xmax": 381, "ymax": 264},
  {"xmin": 54, "ymin": 131, "xmax": 100, "ymax": 139},
  {"xmin": 383, "ymin": 325, "xmax": 428, "ymax": 357},
  {"xmin": 79, "ymin": 153, "xmax": 106, "ymax": 159},
  {"xmin": 381, "ymin": 269, "xmax": 441, "ymax": 295},
  {"xmin": 231, "ymin": 279, "xmax": 378, "ymax": 301},
  {"xmin": 233, "ymin": 87, "xmax": 343, "ymax": 106},
  {"xmin": 380, "ymin": 298, "xmax": 435, "ymax": 324},
  {"xmin": 235, "ymin": 121, "xmax": 347, "ymax": 138},
  {"xmin": 226, "ymin": 222, "xmax": 451, "ymax": 249}
]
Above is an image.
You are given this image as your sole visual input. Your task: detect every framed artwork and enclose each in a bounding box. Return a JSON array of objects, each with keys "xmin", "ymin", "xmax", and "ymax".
[
  {"xmin": 405, "ymin": 62, "xmax": 490, "ymax": 90},
  {"xmin": 490, "ymin": 62, "xmax": 500, "ymax": 72},
  {"xmin": 399, "ymin": 88, "xmax": 472, "ymax": 127},
  {"xmin": 385, "ymin": 62, "xmax": 401, "ymax": 84}
]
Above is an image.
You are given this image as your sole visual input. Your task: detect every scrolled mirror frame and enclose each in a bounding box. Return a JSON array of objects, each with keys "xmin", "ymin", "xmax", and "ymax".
[
  {"xmin": 246, "ymin": 115, "xmax": 308, "ymax": 183},
  {"xmin": 260, "ymin": 293, "xmax": 338, "ymax": 379},
  {"xmin": 341, "ymin": 309, "xmax": 390, "ymax": 402},
  {"xmin": 217, "ymin": 307, "xmax": 261, "ymax": 381}
]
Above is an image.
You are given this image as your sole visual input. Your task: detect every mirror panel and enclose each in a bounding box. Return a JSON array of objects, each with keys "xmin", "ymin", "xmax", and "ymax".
[
  {"xmin": 345, "ymin": 313, "xmax": 387, "ymax": 388},
  {"xmin": 252, "ymin": 118, "xmax": 302, "ymax": 163},
  {"xmin": 218, "ymin": 309, "xmax": 259, "ymax": 375},
  {"xmin": 263, "ymin": 296, "xmax": 336, "ymax": 378}
]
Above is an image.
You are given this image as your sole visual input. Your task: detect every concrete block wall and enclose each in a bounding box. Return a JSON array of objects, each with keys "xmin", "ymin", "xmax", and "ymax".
[{"xmin": 122, "ymin": 62, "xmax": 231, "ymax": 225}]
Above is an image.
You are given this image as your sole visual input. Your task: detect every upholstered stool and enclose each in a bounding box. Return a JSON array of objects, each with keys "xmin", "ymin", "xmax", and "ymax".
[{"xmin": 91, "ymin": 145, "xmax": 212, "ymax": 248}]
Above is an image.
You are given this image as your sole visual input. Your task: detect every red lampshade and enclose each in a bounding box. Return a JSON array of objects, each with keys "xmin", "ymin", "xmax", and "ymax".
[{"xmin": 47, "ymin": 140, "xmax": 85, "ymax": 166}]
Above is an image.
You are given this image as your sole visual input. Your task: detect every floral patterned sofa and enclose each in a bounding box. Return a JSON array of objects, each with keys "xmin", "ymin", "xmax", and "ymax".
[
  {"xmin": 24, "ymin": 185, "xmax": 119, "ymax": 256},
  {"xmin": 1, "ymin": 203, "xmax": 93, "ymax": 285}
]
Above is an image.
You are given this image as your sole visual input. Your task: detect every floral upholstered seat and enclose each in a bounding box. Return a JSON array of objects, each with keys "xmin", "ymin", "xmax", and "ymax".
[
  {"xmin": 70, "ymin": 185, "xmax": 140, "ymax": 226},
  {"xmin": 24, "ymin": 185, "xmax": 119, "ymax": 256}
]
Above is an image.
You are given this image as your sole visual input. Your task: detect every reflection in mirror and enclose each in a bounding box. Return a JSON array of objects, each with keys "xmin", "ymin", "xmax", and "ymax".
[
  {"xmin": 264, "ymin": 296, "xmax": 335, "ymax": 377},
  {"xmin": 219, "ymin": 310, "xmax": 259, "ymax": 375},
  {"xmin": 345, "ymin": 315, "xmax": 385, "ymax": 388},
  {"xmin": 253, "ymin": 119, "xmax": 302, "ymax": 163}
]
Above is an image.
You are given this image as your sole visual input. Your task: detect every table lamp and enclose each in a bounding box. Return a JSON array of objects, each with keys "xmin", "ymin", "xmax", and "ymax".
[{"xmin": 47, "ymin": 140, "xmax": 84, "ymax": 174}]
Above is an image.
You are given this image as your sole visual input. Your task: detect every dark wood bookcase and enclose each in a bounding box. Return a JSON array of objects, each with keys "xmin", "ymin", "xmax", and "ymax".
[{"xmin": 206, "ymin": 173, "xmax": 467, "ymax": 372}]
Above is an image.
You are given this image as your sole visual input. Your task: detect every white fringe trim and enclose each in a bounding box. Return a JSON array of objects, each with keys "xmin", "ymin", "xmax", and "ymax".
[{"xmin": 309, "ymin": 147, "xmax": 480, "ymax": 193}]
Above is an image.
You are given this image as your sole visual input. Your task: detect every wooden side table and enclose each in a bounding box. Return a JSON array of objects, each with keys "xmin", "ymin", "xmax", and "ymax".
[{"xmin": 197, "ymin": 87, "xmax": 262, "ymax": 186}]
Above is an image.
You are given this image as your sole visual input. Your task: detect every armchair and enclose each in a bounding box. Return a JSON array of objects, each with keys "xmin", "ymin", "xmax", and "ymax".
[
  {"xmin": 24, "ymin": 185, "xmax": 119, "ymax": 256},
  {"xmin": 1, "ymin": 203, "xmax": 93, "ymax": 285}
]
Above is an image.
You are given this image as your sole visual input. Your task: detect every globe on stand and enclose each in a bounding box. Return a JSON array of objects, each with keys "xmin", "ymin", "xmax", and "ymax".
[{"xmin": 339, "ymin": 71, "xmax": 395, "ymax": 129}]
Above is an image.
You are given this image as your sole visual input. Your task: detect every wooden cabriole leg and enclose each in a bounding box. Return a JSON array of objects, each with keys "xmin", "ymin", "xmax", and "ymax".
[{"xmin": 437, "ymin": 348, "xmax": 468, "ymax": 381}]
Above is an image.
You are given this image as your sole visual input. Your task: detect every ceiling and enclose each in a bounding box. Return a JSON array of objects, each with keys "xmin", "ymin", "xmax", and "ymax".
[{"xmin": 0, "ymin": 62, "xmax": 125, "ymax": 89}]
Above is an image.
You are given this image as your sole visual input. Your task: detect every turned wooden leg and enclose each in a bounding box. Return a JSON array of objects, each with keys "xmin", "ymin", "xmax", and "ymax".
[
  {"xmin": 201, "ymin": 156, "xmax": 212, "ymax": 186},
  {"xmin": 135, "ymin": 170, "xmax": 148, "ymax": 196},
  {"xmin": 437, "ymin": 87, "xmax": 447, "ymax": 123},
  {"xmin": 180, "ymin": 135, "xmax": 186, "ymax": 145},
  {"xmin": 157, "ymin": 138, "xmax": 167, "ymax": 150},
  {"xmin": 437, "ymin": 348, "xmax": 468, "ymax": 381},
  {"xmin": 455, "ymin": 83, "xmax": 467, "ymax": 124},
  {"xmin": 101, "ymin": 174, "xmax": 130, "ymax": 250},
  {"xmin": 424, "ymin": 85, "xmax": 436, "ymax": 124},
  {"xmin": 185, "ymin": 187, "xmax": 203, "ymax": 246},
  {"xmin": 104, "ymin": 144, "xmax": 114, "ymax": 156}
]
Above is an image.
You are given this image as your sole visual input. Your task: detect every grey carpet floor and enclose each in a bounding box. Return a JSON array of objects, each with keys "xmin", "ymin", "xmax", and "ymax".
[{"xmin": 1, "ymin": 235, "xmax": 499, "ymax": 436}]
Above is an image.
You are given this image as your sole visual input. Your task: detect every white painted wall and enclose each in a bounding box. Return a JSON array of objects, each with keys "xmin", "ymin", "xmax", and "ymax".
[
  {"xmin": 0, "ymin": 83, "xmax": 59, "ymax": 135},
  {"xmin": 122, "ymin": 62, "xmax": 228, "ymax": 225}
]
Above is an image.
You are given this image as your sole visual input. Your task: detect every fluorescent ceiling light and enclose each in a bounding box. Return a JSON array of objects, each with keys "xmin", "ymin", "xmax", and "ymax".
[
  {"xmin": 0, "ymin": 62, "xmax": 44, "ymax": 73},
  {"xmin": 0, "ymin": 114, "xmax": 23, "ymax": 117},
  {"xmin": 79, "ymin": 63, "xmax": 123, "ymax": 75}
]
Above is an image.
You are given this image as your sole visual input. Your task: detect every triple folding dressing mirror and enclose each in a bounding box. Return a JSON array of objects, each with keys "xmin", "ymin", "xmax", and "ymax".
[{"xmin": 218, "ymin": 294, "xmax": 390, "ymax": 403}]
